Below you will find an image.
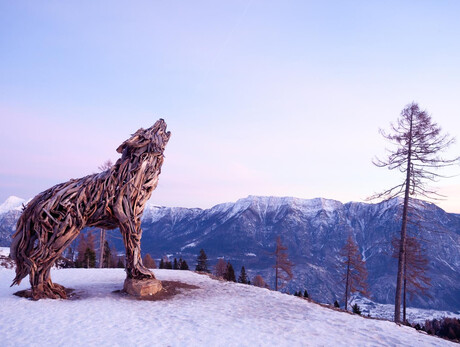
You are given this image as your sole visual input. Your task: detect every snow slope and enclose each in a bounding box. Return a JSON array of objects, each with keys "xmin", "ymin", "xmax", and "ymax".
[
  {"xmin": 0, "ymin": 246, "xmax": 9, "ymax": 256},
  {"xmin": 0, "ymin": 269, "xmax": 454, "ymax": 346}
]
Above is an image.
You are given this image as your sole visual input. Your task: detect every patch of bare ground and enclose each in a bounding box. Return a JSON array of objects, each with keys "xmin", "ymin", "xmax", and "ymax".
[
  {"xmin": 114, "ymin": 280, "xmax": 200, "ymax": 301},
  {"xmin": 14, "ymin": 287, "xmax": 76, "ymax": 300}
]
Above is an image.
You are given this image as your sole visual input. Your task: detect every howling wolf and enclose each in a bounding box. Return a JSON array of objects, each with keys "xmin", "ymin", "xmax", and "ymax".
[{"xmin": 10, "ymin": 119, "xmax": 171, "ymax": 299}]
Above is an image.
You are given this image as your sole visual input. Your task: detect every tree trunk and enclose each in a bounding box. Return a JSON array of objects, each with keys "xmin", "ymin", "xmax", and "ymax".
[
  {"xmin": 344, "ymin": 259, "xmax": 350, "ymax": 311},
  {"xmin": 275, "ymin": 258, "xmax": 279, "ymax": 291},
  {"xmin": 99, "ymin": 229, "xmax": 105, "ymax": 268},
  {"xmin": 395, "ymin": 114, "xmax": 413, "ymax": 323},
  {"xmin": 403, "ymin": 272, "xmax": 407, "ymax": 323}
]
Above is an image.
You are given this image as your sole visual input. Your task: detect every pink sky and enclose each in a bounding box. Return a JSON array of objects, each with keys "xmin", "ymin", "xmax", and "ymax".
[{"xmin": 1, "ymin": 1, "xmax": 460, "ymax": 213}]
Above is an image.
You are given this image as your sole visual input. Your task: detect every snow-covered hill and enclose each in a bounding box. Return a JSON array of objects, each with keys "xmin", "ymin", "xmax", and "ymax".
[{"xmin": 0, "ymin": 268, "xmax": 454, "ymax": 346}]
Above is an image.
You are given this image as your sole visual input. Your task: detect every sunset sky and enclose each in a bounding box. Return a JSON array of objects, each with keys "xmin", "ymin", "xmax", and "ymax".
[{"xmin": 1, "ymin": 1, "xmax": 460, "ymax": 212}]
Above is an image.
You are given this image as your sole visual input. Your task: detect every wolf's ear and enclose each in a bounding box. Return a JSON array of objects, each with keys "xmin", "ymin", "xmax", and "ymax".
[{"xmin": 116, "ymin": 128, "xmax": 146, "ymax": 153}]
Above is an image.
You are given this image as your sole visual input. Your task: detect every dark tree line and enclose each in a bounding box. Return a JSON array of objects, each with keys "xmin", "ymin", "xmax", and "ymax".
[{"xmin": 159, "ymin": 257, "xmax": 189, "ymax": 270}]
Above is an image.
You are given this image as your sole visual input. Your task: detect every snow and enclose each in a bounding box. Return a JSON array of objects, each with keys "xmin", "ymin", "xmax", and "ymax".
[
  {"xmin": 142, "ymin": 204, "xmax": 203, "ymax": 223},
  {"xmin": 352, "ymin": 296, "xmax": 460, "ymax": 324},
  {"xmin": 205, "ymin": 196, "xmax": 345, "ymax": 224},
  {"xmin": 0, "ymin": 196, "xmax": 25, "ymax": 214},
  {"xmin": 0, "ymin": 268, "xmax": 454, "ymax": 347},
  {"xmin": 0, "ymin": 246, "xmax": 9, "ymax": 256},
  {"xmin": 181, "ymin": 242, "xmax": 197, "ymax": 250}
]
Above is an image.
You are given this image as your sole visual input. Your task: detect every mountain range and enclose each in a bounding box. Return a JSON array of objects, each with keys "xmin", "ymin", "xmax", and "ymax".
[{"xmin": 1, "ymin": 195, "xmax": 459, "ymax": 311}]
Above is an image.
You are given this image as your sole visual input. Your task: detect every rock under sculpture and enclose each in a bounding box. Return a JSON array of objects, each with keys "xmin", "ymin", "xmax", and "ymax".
[{"xmin": 10, "ymin": 119, "xmax": 171, "ymax": 299}]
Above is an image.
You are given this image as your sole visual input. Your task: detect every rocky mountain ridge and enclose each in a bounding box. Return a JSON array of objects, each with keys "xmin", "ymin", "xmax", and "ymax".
[{"xmin": 1, "ymin": 195, "xmax": 459, "ymax": 311}]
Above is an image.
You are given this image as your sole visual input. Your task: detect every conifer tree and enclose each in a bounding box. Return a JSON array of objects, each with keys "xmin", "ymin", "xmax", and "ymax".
[
  {"xmin": 340, "ymin": 234, "xmax": 369, "ymax": 311},
  {"xmin": 392, "ymin": 235, "xmax": 431, "ymax": 323},
  {"xmin": 143, "ymin": 253, "xmax": 156, "ymax": 269},
  {"xmin": 224, "ymin": 262, "xmax": 236, "ymax": 282},
  {"xmin": 272, "ymin": 236, "xmax": 294, "ymax": 291},
  {"xmin": 76, "ymin": 233, "xmax": 87, "ymax": 268},
  {"xmin": 164, "ymin": 257, "xmax": 172, "ymax": 269},
  {"xmin": 102, "ymin": 240, "xmax": 112, "ymax": 268},
  {"xmin": 334, "ymin": 300, "xmax": 340, "ymax": 308},
  {"xmin": 304, "ymin": 289, "xmax": 309, "ymax": 298},
  {"xmin": 253, "ymin": 275, "xmax": 268, "ymax": 288},
  {"xmin": 83, "ymin": 247, "xmax": 96, "ymax": 268},
  {"xmin": 238, "ymin": 266, "xmax": 249, "ymax": 284},
  {"xmin": 116, "ymin": 256, "xmax": 124, "ymax": 268},
  {"xmin": 79, "ymin": 230, "xmax": 96, "ymax": 268},
  {"xmin": 173, "ymin": 258, "xmax": 178, "ymax": 270},
  {"xmin": 180, "ymin": 259, "xmax": 189, "ymax": 270},
  {"xmin": 159, "ymin": 258, "xmax": 165, "ymax": 269},
  {"xmin": 195, "ymin": 249, "xmax": 210, "ymax": 272},
  {"xmin": 352, "ymin": 303, "xmax": 362, "ymax": 315},
  {"xmin": 371, "ymin": 102, "xmax": 458, "ymax": 322},
  {"xmin": 110, "ymin": 245, "xmax": 118, "ymax": 268}
]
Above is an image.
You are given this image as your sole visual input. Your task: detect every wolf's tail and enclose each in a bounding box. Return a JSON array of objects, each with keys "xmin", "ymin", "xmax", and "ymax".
[{"xmin": 10, "ymin": 214, "xmax": 35, "ymax": 286}]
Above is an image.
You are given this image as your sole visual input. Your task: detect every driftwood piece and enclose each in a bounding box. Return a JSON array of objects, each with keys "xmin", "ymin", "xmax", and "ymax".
[{"xmin": 10, "ymin": 119, "xmax": 171, "ymax": 300}]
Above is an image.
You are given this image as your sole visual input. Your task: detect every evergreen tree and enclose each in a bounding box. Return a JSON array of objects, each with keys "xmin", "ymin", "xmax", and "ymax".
[
  {"xmin": 76, "ymin": 233, "xmax": 87, "ymax": 268},
  {"xmin": 195, "ymin": 249, "xmax": 210, "ymax": 272},
  {"xmin": 180, "ymin": 259, "xmax": 189, "ymax": 270},
  {"xmin": 164, "ymin": 258, "xmax": 172, "ymax": 269},
  {"xmin": 77, "ymin": 230, "xmax": 96, "ymax": 268},
  {"xmin": 238, "ymin": 266, "xmax": 249, "ymax": 284},
  {"xmin": 173, "ymin": 258, "xmax": 178, "ymax": 270},
  {"xmin": 102, "ymin": 240, "xmax": 112, "ymax": 268},
  {"xmin": 223, "ymin": 262, "xmax": 236, "ymax": 282},
  {"xmin": 334, "ymin": 300, "xmax": 340, "ymax": 308},
  {"xmin": 304, "ymin": 289, "xmax": 309, "ymax": 298},
  {"xmin": 110, "ymin": 246, "xmax": 118, "ymax": 268},
  {"xmin": 352, "ymin": 303, "xmax": 362, "ymax": 315},
  {"xmin": 272, "ymin": 236, "xmax": 294, "ymax": 291},
  {"xmin": 83, "ymin": 247, "xmax": 96, "ymax": 268},
  {"xmin": 116, "ymin": 257, "xmax": 125, "ymax": 268},
  {"xmin": 159, "ymin": 258, "xmax": 165, "ymax": 269},
  {"xmin": 143, "ymin": 253, "xmax": 156, "ymax": 269}
]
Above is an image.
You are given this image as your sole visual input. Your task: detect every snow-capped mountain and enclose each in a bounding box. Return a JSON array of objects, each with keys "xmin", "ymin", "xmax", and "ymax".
[
  {"xmin": 0, "ymin": 196, "xmax": 25, "ymax": 247},
  {"xmin": 139, "ymin": 195, "xmax": 460, "ymax": 311},
  {"xmin": 1, "ymin": 195, "xmax": 460, "ymax": 312}
]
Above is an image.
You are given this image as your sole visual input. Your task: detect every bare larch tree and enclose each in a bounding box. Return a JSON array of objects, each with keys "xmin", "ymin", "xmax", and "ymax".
[
  {"xmin": 214, "ymin": 258, "xmax": 227, "ymax": 278},
  {"xmin": 392, "ymin": 235, "xmax": 430, "ymax": 323},
  {"xmin": 340, "ymin": 234, "xmax": 369, "ymax": 311},
  {"xmin": 371, "ymin": 102, "xmax": 458, "ymax": 322},
  {"xmin": 272, "ymin": 236, "xmax": 294, "ymax": 291}
]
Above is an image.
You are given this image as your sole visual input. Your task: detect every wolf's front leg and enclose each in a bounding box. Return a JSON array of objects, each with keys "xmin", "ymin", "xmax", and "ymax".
[{"xmin": 119, "ymin": 222, "xmax": 154, "ymax": 279}]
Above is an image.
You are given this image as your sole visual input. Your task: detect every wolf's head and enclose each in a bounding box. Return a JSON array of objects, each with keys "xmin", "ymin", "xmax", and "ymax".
[{"xmin": 116, "ymin": 119, "xmax": 171, "ymax": 155}]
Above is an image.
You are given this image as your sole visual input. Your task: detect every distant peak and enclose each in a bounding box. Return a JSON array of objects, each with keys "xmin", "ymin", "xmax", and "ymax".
[{"xmin": 0, "ymin": 196, "xmax": 26, "ymax": 214}]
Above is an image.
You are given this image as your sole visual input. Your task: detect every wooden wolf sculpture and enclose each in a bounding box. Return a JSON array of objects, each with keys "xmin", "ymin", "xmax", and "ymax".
[{"xmin": 10, "ymin": 119, "xmax": 171, "ymax": 299}]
